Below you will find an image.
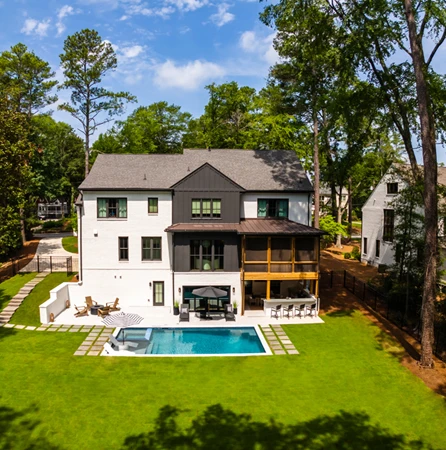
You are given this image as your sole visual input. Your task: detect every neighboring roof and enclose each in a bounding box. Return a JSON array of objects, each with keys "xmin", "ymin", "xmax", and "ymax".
[
  {"xmin": 165, "ymin": 219, "xmax": 325, "ymax": 236},
  {"xmin": 79, "ymin": 149, "xmax": 313, "ymax": 192}
]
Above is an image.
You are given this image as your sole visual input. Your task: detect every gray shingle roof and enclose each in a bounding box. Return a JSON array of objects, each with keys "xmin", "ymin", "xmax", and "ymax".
[{"xmin": 79, "ymin": 149, "xmax": 313, "ymax": 192}]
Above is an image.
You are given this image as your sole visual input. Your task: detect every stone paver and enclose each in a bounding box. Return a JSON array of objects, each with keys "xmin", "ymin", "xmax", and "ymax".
[
  {"xmin": 74, "ymin": 350, "xmax": 87, "ymax": 356},
  {"xmin": 78, "ymin": 345, "xmax": 91, "ymax": 351},
  {"xmin": 47, "ymin": 328, "xmax": 58, "ymax": 332},
  {"xmin": 87, "ymin": 350, "xmax": 101, "ymax": 356},
  {"xmin": 91, "ymin": 345, "xmax": 104, "ymax": 351},
  {"xmin": 287, "ymin": 349, "xmax": 299, "ymax": 355},
  {"xmin": 25, "ymin": 326, "xmax": 36, "ymax": 330},
  {"xmin": 14, "ymin": 325, "xmax": 25, "ymax": 329},
  {"xmin": 69, "ymin": 328, "xmax": 80, "ymax": 332},
  {"xmin": 274, "ymin": 350, "xmax": 286, "ymax": 355},
  {"xmin": 3, "ymin": 324, "xmax": 14, "ymax": 328},
  {"xmin": 36, "ymin": 327, "xmax": 47, "ymax": 331}
]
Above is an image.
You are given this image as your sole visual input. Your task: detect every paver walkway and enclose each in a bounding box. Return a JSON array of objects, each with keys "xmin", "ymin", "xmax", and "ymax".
[
  {"xmin": 260, "ymin": 325, "xmax": 299, "ymax": 355},
  {"xmin": 0, "ymin": 272, "xmax": 49, "ymax": 324},
  {"xmin": 1, "ymin": 321, "xmax": 115, "ymax": 356}
]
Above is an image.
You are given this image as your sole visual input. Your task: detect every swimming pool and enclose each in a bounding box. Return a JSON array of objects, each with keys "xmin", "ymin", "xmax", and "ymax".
[{"xmin": 113, "ymin": 326, "xmax": 268, "ymax": 356}]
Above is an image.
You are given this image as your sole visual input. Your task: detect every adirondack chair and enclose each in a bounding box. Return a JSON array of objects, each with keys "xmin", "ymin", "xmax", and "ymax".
[
  {"xmin": 85, "ymin": 296, "xmax": 98, "ymax": 311},
  {"xmin": 106, "ymin": 298, "xmax": 120, "ymax": 312},
  {"xmin": 74, "ymin": 304, "xmax": 88, "ymax": 317}
]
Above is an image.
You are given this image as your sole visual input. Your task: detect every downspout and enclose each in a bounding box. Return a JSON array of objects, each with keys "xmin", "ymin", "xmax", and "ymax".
[
  {"xmin": 78, "ymin": 200, "xmax": 83, "ymax": 283},
  {"xmin": 308, "ymin": 193, "xmax": 312, "ymax": 226},
  {"xmin": 171, "ymin": 190, "xmax": 175, "ymax": 310}
]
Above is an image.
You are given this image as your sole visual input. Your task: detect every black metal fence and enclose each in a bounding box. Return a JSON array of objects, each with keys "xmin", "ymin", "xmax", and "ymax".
[
  {"xmin": 0, "ymin": 255, "xmax": 74, "ymax": 283},
  {"xmin": 320, "ymin": 270, "xmax": 446, "ymax": 362}
]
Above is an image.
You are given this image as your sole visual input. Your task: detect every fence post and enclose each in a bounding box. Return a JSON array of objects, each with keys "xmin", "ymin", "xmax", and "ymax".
[
  {"xmin": 352, "ymin": 276, "xmax": 356, "ymax": 294},
  {"xmin": 363, "ymin": 283, "xmax": 366, "ymax": 301},
  {"xmin": 330, "ymin": 270, "xmax": 333, "ymax": 288},
  {"xmin": 343, "ymin": 270, "xmax": 346, "ymax": 287},
  {"xmin": 11, "ymin": 259, "xmax": 15, "ymax": 276},
  {"xmin": 50, "ymin": 256, "xmax": 52, "ymax": 273},
  {"xmin": 374, "ymin": 291, "xmax": 377, "ymax": 310},
  {"xmin": 37, "ymin": 255, "xmax": 40, "ymax": 273}
]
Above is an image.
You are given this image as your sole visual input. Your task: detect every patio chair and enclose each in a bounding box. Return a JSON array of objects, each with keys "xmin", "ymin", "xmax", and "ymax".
[
  {"xmin": 270, "ymin": 304, "xmax": 282, "ymax": 319},
  {"xmin": 85, "ymin": 296, "xmax": 98, "ymax": 311},
  {"xmin": 74, "ymin": 304, "xmax": 88, "ymax": 317},
  {"xmin": 295, "ymin": 304, "xmax": 306, "ymax": 318},
  {"xmin": 179, "ymin": 304, "xmax": 190, "ymax": 322},
  {"xmin": 307, "ymin": 303, "xmax": 318, "ymax": 318},
  {"xmin": 225, "ymin": 304, "xmax": 236, "ymax": 322},
  {"xmin": 97, "ymin": 306, "xmax": 111, "ymax": 318},
  {"xmin": 283, "ymin": 304, "xmax": 294, "ymax": 319},
  {"xmin": 106, "ymin": 298, "xmax": 120, "ymax": 312},
  {"xmin": 109, "ymin": 335, "xmax": 138, "ymax": 349}
]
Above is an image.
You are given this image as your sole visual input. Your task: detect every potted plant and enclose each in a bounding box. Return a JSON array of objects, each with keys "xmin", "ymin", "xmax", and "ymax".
[
  {"xmin": 233, "ymin": 301, "xmax": 238, "ymax": 315},
  {"xmin": 173, "ymin": 301, "xmax": 180, "ymax": 316}
]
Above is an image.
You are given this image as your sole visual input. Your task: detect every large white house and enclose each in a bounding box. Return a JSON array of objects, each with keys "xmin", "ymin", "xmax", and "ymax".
[
  {"xmin": 41, "ymin": 149, "xmax": 324, "ymax": 323},
  {"xmin": 361, "ymin": 164, "xmax": 446, "ymax": 268}
]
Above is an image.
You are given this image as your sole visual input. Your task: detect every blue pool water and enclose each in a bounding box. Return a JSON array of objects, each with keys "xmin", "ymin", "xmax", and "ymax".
[{"xmin": 115, "ymin": 327, "xmax": 266, "ymax": 355}]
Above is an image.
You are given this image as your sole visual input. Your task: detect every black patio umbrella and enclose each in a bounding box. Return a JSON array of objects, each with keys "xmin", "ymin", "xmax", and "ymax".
[{"xmin": 192, "ymin": 286, "xmax": 228, "ymax": 318}]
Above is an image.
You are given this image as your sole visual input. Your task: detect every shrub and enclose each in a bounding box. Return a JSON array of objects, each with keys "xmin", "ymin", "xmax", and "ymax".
[
  {"xmin": 319, "ymin": 215, "xmax": 348, "ymax": 247},
  {"xmin": 351, "ymin": 246, "xmax": 361, "ymax": 261},
  {"xmin": 42, "ymin": 219, "xmax": 64, "ymax": 229},
  {"xmin": 344, "ymin": 252, "xmax": 351, "ymax": 259}
]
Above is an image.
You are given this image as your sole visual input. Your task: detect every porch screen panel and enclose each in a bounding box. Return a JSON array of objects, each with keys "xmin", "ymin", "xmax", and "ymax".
[
  {"xmin": 257, "ymin": 199, "xmax": 267, "ymax": 217},
  {"xmin": 245, "ymin": 237, "xmax": 267, "ymax": 261},
  {"xmin": 294, "ymin": 264, "xmax": 317, "ymax": 272},
  {"xmin": 202, "ymin": 240, "xmax": 212, "ymax": 270},
  {"xmin": 271, "ymin": 237, "xmax": 292, "ymax": 261},
  {"xmin": 244, "ymin": 264, "xmax": 268, "ymax": 272},
  {"xmin": 190, "ymin": 240, "xmax": 200, "ymax": 270},
  {"xmin": 98, "ymin": 199, "xmax": 107, "ymax": 218},
  {"xmin": 270, "ymin": 264, "xmax": 292, "ymax": 272},
  {"xmin": 295, "ymin": 238, "xmax": 316, "ymax": 261}
]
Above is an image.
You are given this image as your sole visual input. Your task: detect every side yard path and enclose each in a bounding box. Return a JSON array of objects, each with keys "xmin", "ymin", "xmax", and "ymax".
[
  {"xmin": 0, "ymin": 273, "xmax": 48, "ymax": 324},
  {"xmin": 2, "ymin": 322, "xmax": 115, "ymax": 356}
]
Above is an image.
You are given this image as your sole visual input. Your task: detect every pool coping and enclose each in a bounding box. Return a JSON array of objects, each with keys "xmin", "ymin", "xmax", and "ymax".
[{"xmin": 101, "ymin": 324, "xmax": 273, "ymax": 357}]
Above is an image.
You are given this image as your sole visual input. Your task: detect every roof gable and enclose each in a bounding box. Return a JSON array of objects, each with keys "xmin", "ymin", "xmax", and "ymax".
[{"xmin": 171, "ymin": 163, "xmax": 244, "ymax": 191}]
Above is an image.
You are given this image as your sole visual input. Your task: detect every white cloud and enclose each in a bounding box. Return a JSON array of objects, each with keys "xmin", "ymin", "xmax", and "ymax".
[
  {"xmin": 154, "ymin": 59, "xmax": 225, "ymax": 90},
  {"xmin": 239, "ymin": 30, "xmax": 278, "ymax": 65},
  {"xmin": 120, "ymin": 45, "xmax": 144, "ymax": 58},
  {"xmin": 56, "ymin": 5, "xmax": 76, "ymax": 36},
  {"xmin": 21, "ymin": 18, "xmax": 51, "ymax": 37},
  {"xmin": 166, "ymin": 0, "xmax": 208, "ymax": 12},
  {"xmin": 210, "ymin": 3, "xmax": 234, "ymax": 27}
]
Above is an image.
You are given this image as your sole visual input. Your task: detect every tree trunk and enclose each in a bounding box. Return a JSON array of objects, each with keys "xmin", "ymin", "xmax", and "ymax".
[
  {"xmin": 348, "ymin": 177, "xmax": 353, "ymax": 236},
  {"xmin": 313, "ymin": 110, "xmax": 320, "ymax": 229},
  {"xmin": 85, "ymin": 130, "xmax": 90, "ymax": 177},
  {"xmin": 335, "ymin": 186, "xmax": 343, "ymax": 248},
  {"xmin": 404, "ymin": 0, "xmax": 437, "ymax": 368}
]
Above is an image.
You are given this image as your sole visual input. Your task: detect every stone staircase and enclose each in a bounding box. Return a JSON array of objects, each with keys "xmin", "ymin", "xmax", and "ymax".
[{"xmin": 0, "ymin": 273, "xmax": 49, "ymax": 324}]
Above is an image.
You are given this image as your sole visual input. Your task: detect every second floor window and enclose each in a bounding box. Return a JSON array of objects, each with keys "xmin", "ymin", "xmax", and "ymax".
[
  {"xmin": 190, "ymin": 239, "xmax": 224, "ymax": 271},
  {"xmin": 142, "ymin": 237, "xmax": 162, "ymax": 261},
  {"xmin": 191, "ymin": 199, "xmax": 221, "ymax": 218},
  {"xmin": 387, "ymin": 182, "xmax": 398, "ymax": 194},
  {"xmin": 148, "ymin": 198, "xmax": 158, "ymax": 214},
  {"xmin": 119, "ymin": 237, "xmax": 129, "ymax": 261},
  {"xmin": 258, "ymin": 199, "xmax": 288, "ymax": 219},
  {"xmin": 375, "ymin": 240, "xmax": 380, "ymax": 258},
  {"xmin": 98, "ymin": 198, "xmax": 127, "ymax": 218},
  {"xmin": 383, "ymin": 209, "xmax": 394, "ymax": 242}
]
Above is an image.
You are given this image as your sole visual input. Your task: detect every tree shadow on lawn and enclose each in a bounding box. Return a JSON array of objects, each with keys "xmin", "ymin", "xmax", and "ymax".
[
  {"xmin": 123, "ymin": 404, "xmax": 434, "ymax": 450},
  {"xmin": 0, "ymin": 402, "xmax": 60, "ymax": 450},
  {"xmin": 325, "ymin": 309, "xmax": 356, "ymax": 318},
  {"xmin": 0, "ymin": 327, "xmax": 16, "ymax": 342}
]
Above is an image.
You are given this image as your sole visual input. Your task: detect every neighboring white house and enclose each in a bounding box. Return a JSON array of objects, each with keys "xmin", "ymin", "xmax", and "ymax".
[
  {"xmin": 43, "ymin": 149, "xmax": 323, "ymax": 323},
  {"xmin": 319, "ymin": 184, "xmax": 348, "ymax": 214},
  {"xmin": 361, "ymin": 164, "xmax": 446, "ymax": 268}
]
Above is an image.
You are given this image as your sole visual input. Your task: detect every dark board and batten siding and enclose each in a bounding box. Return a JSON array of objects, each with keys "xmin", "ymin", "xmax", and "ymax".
[
  {"xmin": 172, "ymin": 164, "xmax": 242, "ymax": 224},
  {"xmin": 173, "ymin": 233, "xmax": 240, "ymax": 272}
]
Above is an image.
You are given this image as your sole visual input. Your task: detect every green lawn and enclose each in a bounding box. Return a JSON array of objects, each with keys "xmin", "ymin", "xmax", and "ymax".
[
  {"xmin": 0, "ymin": 272, "xmax": 37, "ymax": 311},
  {"xmin": 61, "ymin": 236, "xmax": 78, "ymax": 254},
  {"xmin": 9, "ymin": 273, "xmax": 74, "ymax": 326},
  {"xmin": 0, "ymin": 312, "xmax": 445, "ymax": 449}
]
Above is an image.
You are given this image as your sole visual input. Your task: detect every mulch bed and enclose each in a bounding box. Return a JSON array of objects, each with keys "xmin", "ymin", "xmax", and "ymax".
[{"xmin": 320, "ymin": 252, "xmax": 446, "ymax": 398}]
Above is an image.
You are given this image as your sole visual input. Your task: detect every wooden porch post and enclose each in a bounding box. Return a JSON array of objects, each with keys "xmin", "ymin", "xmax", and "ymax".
[{"xmin": 266, "ymin": 279, "xmax": 271, "ymax": 300}]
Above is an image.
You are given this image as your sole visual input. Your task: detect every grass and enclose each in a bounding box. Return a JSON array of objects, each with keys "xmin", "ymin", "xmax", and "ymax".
[
  {"xmin": 0, "ymin": 272, "xmax": 37, "ymax": 311},
  {"xmin": 0, "ymin": 312, "xmax": 445, "ymax": 449},
  {"xmin": 61, "ymin": 236, "xmax": 78, "ymax": 254},
  {"xmin": 9, "ymin": 273, "xmax": 74, "ymax": 326}
]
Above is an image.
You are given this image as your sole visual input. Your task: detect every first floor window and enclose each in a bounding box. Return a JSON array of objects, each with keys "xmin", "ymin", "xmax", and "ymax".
[
  {"xmin": 383, "ymin": 209, "xmax": 394, "ymax": 242},
  {"xmin": 375, "ymin": 240, "xmax": 380, "ymax": 258},
  {"xmin": 257, "ymin": 199, "xmax": 289, "ymax": 218},
  {"xmin": 363, "ymin": 238, "xmax": 368, "ymax": 255},
  {"xmin": 119, "ymin": 237, "xmax": 129, "ymax": 261},
  {"xmin": 142, "ymin": 237, "xmax": 162, "ymax": 261},
  {"xmin": 190, "ymin": 239, "xmax": 225, "ymax": 271},
  {"xmin": 153, "ymin": 281, "xmax": 164, "ymax": 305},
  {"xmin": 148, "ymin": 198, "xmax": 158, "ymax": 214},
  {"xmin": 98, "ymin": 198, "xmax": 127, "ymax": 218}
]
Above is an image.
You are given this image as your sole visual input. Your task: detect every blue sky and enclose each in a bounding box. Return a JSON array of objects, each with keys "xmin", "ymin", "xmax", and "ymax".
[{"xmin": 0, "ymin": 0, "xmax": 277, "ymax": 136}]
